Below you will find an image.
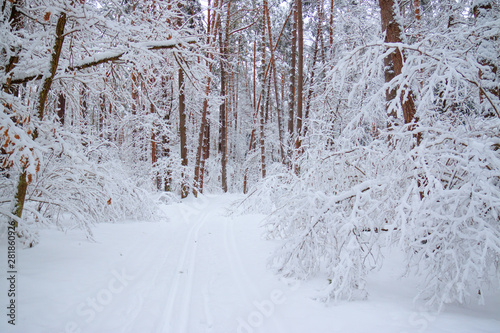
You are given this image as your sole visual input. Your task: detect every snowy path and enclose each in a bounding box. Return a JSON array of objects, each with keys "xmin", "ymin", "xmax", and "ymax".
[{"xmin": 1, "ymin": 194, "xmax": 499, "ymax": 333}]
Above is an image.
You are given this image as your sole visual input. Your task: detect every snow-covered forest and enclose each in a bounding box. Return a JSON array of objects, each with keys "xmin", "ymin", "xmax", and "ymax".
[{"xmin": 1, "ymin": 0, "xmax": 499, "ymax": 331}]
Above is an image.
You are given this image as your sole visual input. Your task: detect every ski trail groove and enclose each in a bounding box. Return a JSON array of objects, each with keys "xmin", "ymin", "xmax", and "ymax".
[
  {"xmin": 226, "ymin": 218, "xmax": 286, "ymax": 333},
  {"xmin": 121, "ymin": 229, "xmax": 175, "ymax": 332},
  {"xmin": 161, "ymin": 200, "xmax": 210, "ymax": 333}
]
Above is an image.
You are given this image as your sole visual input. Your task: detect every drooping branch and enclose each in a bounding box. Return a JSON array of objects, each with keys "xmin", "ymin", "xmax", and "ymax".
[
  {"xmin": 7, "ymin": 37, "xmax": 197, "ymax": 86},
  {"xmin": 378, "ymin": 0, "xmax": 416, "ymax": 124},
  {"xmin": 11, "ymin": 11, "xmax": 67, "ymax": 231}
]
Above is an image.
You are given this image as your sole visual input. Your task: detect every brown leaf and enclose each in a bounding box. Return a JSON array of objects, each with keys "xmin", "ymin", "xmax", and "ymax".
[{"xmin": 44, "ymin": 12, "xmax": 51, "ymax": 22}]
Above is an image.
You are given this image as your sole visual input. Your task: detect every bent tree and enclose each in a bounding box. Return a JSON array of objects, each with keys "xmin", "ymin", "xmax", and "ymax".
[{"xmin": 1, "ymin": 1, "xmax": 197, "ymax": 242}]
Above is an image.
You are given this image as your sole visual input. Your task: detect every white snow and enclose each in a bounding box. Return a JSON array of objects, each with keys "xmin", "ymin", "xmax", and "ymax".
[
  {"xmin": 132, "ymin": 37, "xmax": 198, "ymax": 49},
  {"xmin": 1, "ymin": 194, "xmax": 499, "ymax": 333}
]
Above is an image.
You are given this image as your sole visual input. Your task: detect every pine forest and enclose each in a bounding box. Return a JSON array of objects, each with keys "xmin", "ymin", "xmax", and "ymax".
[{"xmin": 1, "ymin": 0, "xmax": 499, "ymax": 332}]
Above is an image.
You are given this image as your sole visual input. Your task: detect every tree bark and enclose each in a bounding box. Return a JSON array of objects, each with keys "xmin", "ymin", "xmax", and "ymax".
[
  {"xmin": 304, "ymin": 0, "xmax": 323, "ymax": 138},
  {"xmin": 474, "ymin": 0, "xmax": 499, "ymax": 102},
  {"xmin": 379, "ymin": 0, "xmax": 416, "ymax": 124},
  {"xmin": 288, "ymin": 1, "xmax": 297, "ymax": 149},
  {"xmin": 37, "ymin": 12, "xmax": 66, "ymax": 124},
  {"xmin": 218, "ymin": 0, "xmax": 232, "ymax": 192},
  {"xmin": 162, "ymin": 77, "xmax": 173, "ymax": 192},
  {"xmin": 57, "ymin": 93, "xmax": 66, "ymax": 125},
  {"xmin": 259, "ymin": 11, "xmax": 267, "ymax": 179},
  {"xmin": 194, "ymin": 81, "xmax": 211, "ymax": 196},
  {"xmin": 178, "ymin": 67, "xmax": 189, "ymax": 198},
  {"xmin": 11, "ymin": 11, "xmax": 66, "ymax": 230},
  {"xmin": 264, "ymin": 0, "xmax": 285, "ymax": 164},
  {"xmin": 296, "ymin": 0, "xmax": 304, "ymax": 140},
  {"xmin": 294, "ymin": 0, "xmax": 304, "ymax": 174},
  {"xmin": 2, "ymin": 0, "xmax": 22, "ymax": 93}
]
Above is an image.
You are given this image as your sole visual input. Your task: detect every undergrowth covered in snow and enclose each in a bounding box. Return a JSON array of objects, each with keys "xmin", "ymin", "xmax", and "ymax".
[
  {"xmin": 242, "ymin": 115, "xmax": 500, "ymax": 309},
  {"xmin": 0, "ymin": 119, "xmax": 159, "ymax": 246},
  {"xmin": 241, "ymin": 1, "xmax": 500, "ymax": 309}
]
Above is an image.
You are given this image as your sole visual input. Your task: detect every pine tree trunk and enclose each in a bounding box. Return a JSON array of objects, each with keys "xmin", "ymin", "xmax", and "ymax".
[
  {"xmin": 379, "ymin": 0, "xmax": 416, "ymax": 124},
  {"xmin": 264, "ymin": 0, "xmax": 285, "ymax": 164},
  {"xmin": 150, "ymin": 103, "xmax": 159, "ymax": 189},
  {"xmin": 193, "ymin": 0, "xmax": 216, "ymax": 196},
  {"xmin": 329, "ymin": 0, "xmax": 334, "ymax": 47},
  {"xmin": 288, "ymin": 2, "xmax": 297, "ymax": 152},
  {"xmin": 159, "ymin": 76, "xmax": 173, "ymax": 192},
  {"xmin": 474, "ymin": 0, "xmax": 499, "ymax": 104},
  {"xmin": 296, "ymin": 0, "xmax": 303, "ymax": 140},
  {"xmin": 259, "ymin": 12, "xmax": 267, "ymax": 179},
  {"xmin": 294, "ymin": 0, "xmax": 304, "ymax": 174},
  {"xmin": 194, "ymin": 82, "xmax": 211, "ymax": 196},
  {"xmin": 57, "ymin": 93, "xmax": 66, "ymax": 125},
  {"xmin": 217, "ymin": 0, "xmax": 231, "ymax": 193},
  {"xmin": 219, "ymin": 40, "xmax": 227, "ymax": 191},
  {"xmin": 178, "ymin": 67, "xmax": 189, "ymax": 198},
  {"xmin": 304, "ymin": 0, "xmax": 323, "ymax": 137}
]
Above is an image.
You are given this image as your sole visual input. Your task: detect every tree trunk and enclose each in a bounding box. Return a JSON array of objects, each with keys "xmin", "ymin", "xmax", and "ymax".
[
  {"xmin": 294, "ymin": 0, "xmax": 304, "ymax": 174},
  {"xmin": 296, "ymin": 0, "xmax": 304, "ymax": 140},
  {"xmin": 219, "ymin": 48, "xmax": 228, "ymax": 192},
  {"xmin": 379, "ymin": 0, "xmax": 416, "ymax": 124},
  {"xmin": 2, "ymin": 0, "xmax": 22, "ymax": 93},
  {"xmin": 194, "ymin": 81, "xmax": 211, "ymax": 196},
  {"xmin": 474, "ymin": 0, "xmax": 499, "ymax": 104},
  {"xmin": 57, "ymin": 93, "xmax": 66, "ymax": 125},
  {"xmin": 200, "ymin": 118, "xmax": 210, "ymax": 191},
  {"xmin": 193, "ymin": 0, "xmax": 218, "ymax": 196},
  {"xmin": 264, "ymin": 0, "xmax": 285, "ymax": 164},
  {"xmin": 329, "ymin": 0, "xmax": 334, "ymax": 47},
  {"xmin": 163, "ymin": 112, "xmax": 172, "ymax": 192},
  {"xmin": 178, "ymin": 67, "xmax": 189, "ymax": 198},
  {"xmin": 259, "ymin": 12, "xmax": 267, "ymax": 179},
  {"xmin": 219, "ymin": 0, "xmax": 231, "ymax": 192},
  {"xmin": 288, "ymin": 1, "xmax": 297, "ymax": 152},
  {"xmin": 37, "ymin": 12, "xmax": 66, "ymax": 124},
  {"xmin": 304, "ymin": 0, "xmax": 323, "ymax": 137},
  {"xmin": 150, "ymin": 103, "xmax": 159, "ymax": 189},
  {"xmin": 11, "ymin": 12, "xmax": 66, "ymax": 229}
]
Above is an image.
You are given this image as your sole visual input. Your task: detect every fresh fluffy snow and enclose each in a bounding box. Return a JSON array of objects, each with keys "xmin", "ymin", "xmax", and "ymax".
[{"xmin": 1, "ymin": 194, "xmax": 499, "ymax": 333}]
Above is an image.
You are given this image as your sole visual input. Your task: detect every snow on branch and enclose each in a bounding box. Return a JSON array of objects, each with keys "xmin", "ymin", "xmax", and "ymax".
[{"xmin": 9, "ymin": 36, "xmax": 197, "ymax": 85}]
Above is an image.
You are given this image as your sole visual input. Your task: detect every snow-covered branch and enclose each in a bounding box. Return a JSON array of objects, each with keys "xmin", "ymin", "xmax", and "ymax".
[{"xmin": 8, "ymin": 37, "xmax": 197, "ymax": 85}]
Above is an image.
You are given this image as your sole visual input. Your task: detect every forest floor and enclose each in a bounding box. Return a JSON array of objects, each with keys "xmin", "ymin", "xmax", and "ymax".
[{"xmin": 1, "ymin": 194, "xmax": 499, "ymax": 333}]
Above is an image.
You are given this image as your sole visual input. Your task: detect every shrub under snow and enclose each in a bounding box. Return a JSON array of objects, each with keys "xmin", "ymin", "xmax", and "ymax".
[{"xmin": 242, "ymin": 116, "xmax": 500, "ymax": 308}]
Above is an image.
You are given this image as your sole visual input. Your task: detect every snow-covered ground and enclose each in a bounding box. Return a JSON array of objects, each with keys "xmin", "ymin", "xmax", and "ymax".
[{"xmin": 1, "ymin": 194, "xmax": 499, "ymax": 333}]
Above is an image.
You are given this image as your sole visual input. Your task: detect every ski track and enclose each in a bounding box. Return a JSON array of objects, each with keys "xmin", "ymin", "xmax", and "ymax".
[
  {"xmin": 160, "ymin": 197, "xmax": 211, "ymax": 333},
  {"xmin": 225, "ymin": 216, "xmax": 286, "ymax": 333},
  {"xmin": 71, "ymin": 221, "xmax": 174, "ymax": 333},
  {"xmin": 98, "ymin": 195, "xmax": 285, "ymax": 333},
  {"xmin": 9, "ymin": 195, "xmax": 498, "ymax": 333},
  {"xmin": 121, "ymin": 235, "xmax": 175, "ymax": 332}
]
